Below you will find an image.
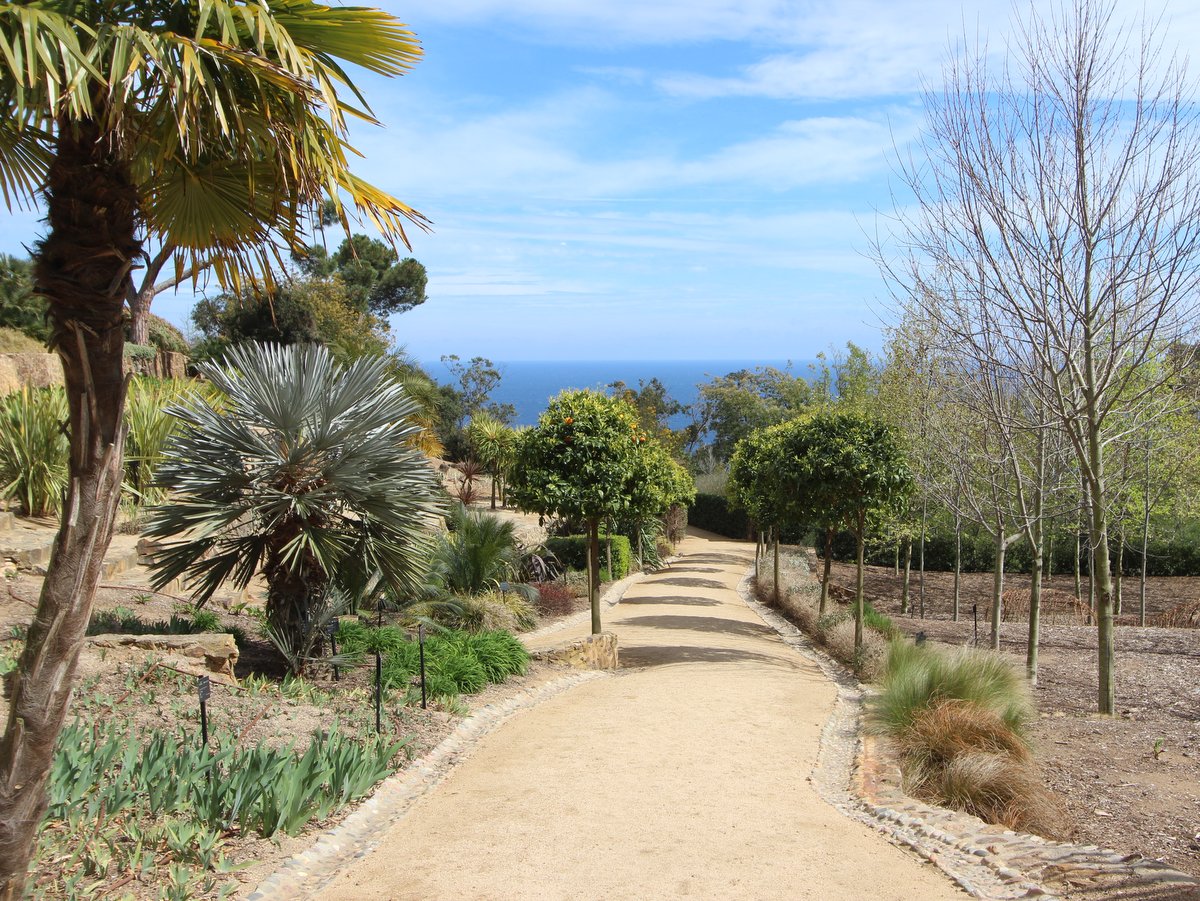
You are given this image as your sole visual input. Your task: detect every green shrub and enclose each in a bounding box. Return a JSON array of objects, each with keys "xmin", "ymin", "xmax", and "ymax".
[
  {"xmin": 426, "ymin": 641, "xmax": 487, "ymax": 694},
  {"xmin": 0, "ymin": 385, "xmax": 69, "ymax": 516},
  {"xmin": 124, "ymin": 378, "xmax": 196, "ymax": 504},
  {"xmin": 863, "ymin": 602, "xmax": 900, "ymax": 640},
  {"xmin": 336, "ymin": 623, "xmax": 528, "ymax": 697},
  {"xmin": 146, "ymin": 314, "xmax": 189, "ymax": 355},
  {"xmin": 545, "ymin": 533, "xmax": 632, "ymax": 580},
  {"xmin": 462, "ymin": 629, "xmax": 529, "ymax": 682}
]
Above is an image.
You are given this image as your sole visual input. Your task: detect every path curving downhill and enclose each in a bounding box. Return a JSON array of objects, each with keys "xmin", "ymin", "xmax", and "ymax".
[{"xmin": 316, "ymin": 531, "xmax": 967, "ymax": 901}]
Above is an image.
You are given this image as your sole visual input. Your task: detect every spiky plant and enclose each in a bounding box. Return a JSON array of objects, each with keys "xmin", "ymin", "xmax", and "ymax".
[
  {"xmin": 146, "ymin": 343, "xmax": 446, "ymax": 665},
  {"xmin": 432, "ymin": 503, "xmax": 523, "ymax": 595},
  {"xmin": 0, "ymin": 386, "xmax": 68, "ymax": 516}
]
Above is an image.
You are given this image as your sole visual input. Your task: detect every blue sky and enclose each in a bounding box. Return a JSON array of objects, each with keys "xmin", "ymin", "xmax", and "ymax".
[{"xmin": 2, "ymin": 0, "xmax": 1197, "ymax": 361}]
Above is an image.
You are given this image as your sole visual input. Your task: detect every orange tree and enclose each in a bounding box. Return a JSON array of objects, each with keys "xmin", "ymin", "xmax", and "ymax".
[
  {"xmin": 796, "ymin": 411, "xmax": 911, "ymax": 649},
  {"xmin": 509, "ymin": 390, "xmax": 643, "ymax": 633},
  {"xmin": 0, "ymin": 2, "xmax": 424, "ymax": 890}
]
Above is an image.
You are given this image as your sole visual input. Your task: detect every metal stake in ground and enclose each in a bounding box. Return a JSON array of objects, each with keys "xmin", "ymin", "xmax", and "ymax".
[
  {"xmin": 418, "ymin": 622, "xmax": 427, "ymax": 710},
  {"xmin": 375, "ymin": 649, "xmax": 383, "ymax": 734},
  {"xmin": 197, "ymin": 675, "xmax": 211, "ymax": 747},
  {"xmin": 327, "ymin": 620, "xmax": 340, "ymax": 682}
]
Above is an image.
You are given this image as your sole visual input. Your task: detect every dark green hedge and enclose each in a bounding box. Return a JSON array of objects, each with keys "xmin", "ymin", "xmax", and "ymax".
[
  {"xmin": 545, "ymin": 534, "xmax": 632, "ymax": 581},
  {"xmin": 686, "ymin": 493, "xmax": 751, "ymax": 540},
  {"xmin": 828, "ymin": 518, "xmax": 1200, "ymax": 577}
]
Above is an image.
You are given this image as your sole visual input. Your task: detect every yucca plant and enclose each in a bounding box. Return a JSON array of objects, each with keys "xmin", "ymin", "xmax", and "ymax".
[
  {"xmin": 123, "ymin": 378, "xmax": 199, "ymax": 506},
  {"xmin": 0, "ymin": 386, "xmax": 68, "ymax": 516},
  {"xmin": 146, "ymin": 343, "xmax": 446, "ymax": 672},
  {"xmin": 467, "ymin": 412, "xmax": 517, "ymax": 509}
]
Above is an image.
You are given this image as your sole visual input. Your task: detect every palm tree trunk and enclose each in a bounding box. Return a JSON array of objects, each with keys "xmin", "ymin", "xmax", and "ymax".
[{"xmin": 0, "ymin": 122, "xmax": 138, "ymax": 896}]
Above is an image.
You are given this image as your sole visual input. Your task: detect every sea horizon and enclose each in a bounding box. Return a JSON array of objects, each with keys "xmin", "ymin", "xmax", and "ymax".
[{"xmin": 425, "ymin": 358, "xmax": 819, "ymax": 427}]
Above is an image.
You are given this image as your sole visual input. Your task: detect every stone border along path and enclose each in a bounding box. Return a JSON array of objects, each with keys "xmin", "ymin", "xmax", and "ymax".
[
  {"xmin": 745, "ymin": 553, "xmax": 1199, "ymax": 901},
  {"xmin": 245, "ymin": 575, "xmax": 644, "ymax": 901}
]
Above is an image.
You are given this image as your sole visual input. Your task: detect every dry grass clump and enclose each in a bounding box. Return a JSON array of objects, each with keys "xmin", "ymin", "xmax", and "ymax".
[{"xmin": 868, "ymin": 642, "xmax": 1067, "ymax": 839}]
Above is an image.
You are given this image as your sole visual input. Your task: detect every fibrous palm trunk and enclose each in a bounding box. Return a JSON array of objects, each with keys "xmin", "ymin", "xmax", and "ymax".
[{"xmin": 0, "ymin": 121, "xmax": 138, "ymax": 896}]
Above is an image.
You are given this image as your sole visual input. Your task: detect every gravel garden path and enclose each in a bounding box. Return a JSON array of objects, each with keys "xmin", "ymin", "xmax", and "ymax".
[{"xmin": 315, "ymin": 531, "xmax": 967, "ymax": 901}]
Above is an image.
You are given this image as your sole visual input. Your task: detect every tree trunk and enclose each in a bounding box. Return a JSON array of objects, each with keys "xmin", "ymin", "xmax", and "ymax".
[
  {"xmin": 1080, "ymin": 525, "xmax": 1089, "ymax": 602},
  {"xmin": 754, "ymin": 530, "xmax": 761, "ymax": 580},
  {"xmin": 606, "ymin": 526, "xmax": 613, "ymax": 581},
  {"xmin": 587, "ymin": 517, "xmax": 601, "ymax": 634},
  {"xmin": 819, "ymin": 526, "xmax": 833, "ymax": 616},
  {"xmin": 1027, "ymin": 539, "xmax": 1042, "ymax": 684},
  {"xmin": 893, "ymin": 540, "xmax": 900, "ymax": 576},
  {"xmin": 1113, "ymin": 529, "xmax": 1124, "ymax": 617},
  {"xmin": 991, "ymin": 528, "xmax": 1005, "ymax": 651},
  {"xmin": 900, "ymin": 535, "xmax": 912, "ymax": 615},
  {"xmin": 128, "ymin": 286, "xmax": 152, "ymax": 346},
  {"xmin": 0, "ymin": 123, "xmax": 138, "ymax": 896},
  {"xmin": 854, "ymin": 514, "xmax": 866, "ymax": 651},
  {"xmin": 773, "ymin": 529, "xmax": 780, "ymax": 605},
  {"xmin": 489, "ymin": 475, "xmax": 497, "ymax": 510},
  {"xmin": 953, "ymin": 514, "xmax": 962, "ymax": 622},
  {"xmin": 1140, "ymin": 511, "xmax": 1150, "ymax": 628},
  {"xmin": 1141, "ymin": 439, "xmax": 1151, "ymax": 627},
  {"xmin": 919, "ymin": 495, "xmax": 927, "ymax": 619}
]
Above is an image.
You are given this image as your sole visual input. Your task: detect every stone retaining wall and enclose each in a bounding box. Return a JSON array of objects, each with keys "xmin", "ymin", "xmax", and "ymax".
[{"xmin": 530, "ymin": 631, "xmax": 618, "ymax": 671}]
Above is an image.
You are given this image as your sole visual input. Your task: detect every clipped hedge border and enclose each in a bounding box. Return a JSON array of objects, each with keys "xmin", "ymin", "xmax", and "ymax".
[{"xmin": 545, "ymin": 534, "xmax": 632, "ymax": 581}]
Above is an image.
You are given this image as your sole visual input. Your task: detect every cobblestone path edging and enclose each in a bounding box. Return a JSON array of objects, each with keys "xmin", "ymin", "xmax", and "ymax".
[
  {"xmin": 245, "ymin": 669, "xmax": 610, "ymax": 901},
  {"xmin": 738, "ymin": 563, "xmax": 1199, "ymax": 900}
]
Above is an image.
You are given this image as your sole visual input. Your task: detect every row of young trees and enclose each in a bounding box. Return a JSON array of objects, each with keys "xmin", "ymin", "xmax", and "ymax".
[{"xmin": 729, "ymin": 412, "xmax": 911, "ymax": 651}]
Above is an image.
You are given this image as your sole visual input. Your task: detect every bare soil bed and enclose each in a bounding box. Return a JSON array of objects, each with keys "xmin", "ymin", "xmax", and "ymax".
[{"xmin": 825, "ymin": 559, "xmax": 1200, "ymax": 883}]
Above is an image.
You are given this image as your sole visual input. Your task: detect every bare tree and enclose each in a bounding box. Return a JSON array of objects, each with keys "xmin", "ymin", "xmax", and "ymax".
[{"xmin": 878, "ymin": 0, "xmax": 1200, "ymax": 713}]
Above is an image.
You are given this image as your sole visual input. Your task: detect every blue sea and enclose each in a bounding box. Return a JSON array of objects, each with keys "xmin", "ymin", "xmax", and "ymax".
[{"xmin": 426, "ymin": 359, "xmax": 810, "ymax": 427}]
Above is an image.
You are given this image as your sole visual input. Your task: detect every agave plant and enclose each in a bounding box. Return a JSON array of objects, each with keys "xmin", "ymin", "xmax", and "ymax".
[{"xmin": 145, "ymin": 343, "xmax": 446, "ymax": 669}]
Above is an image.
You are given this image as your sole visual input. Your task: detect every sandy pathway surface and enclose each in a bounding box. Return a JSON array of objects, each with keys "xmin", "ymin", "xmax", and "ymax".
[{"xmin": 318, "ymin": 532, "xmax": 966, "ymax": 901}]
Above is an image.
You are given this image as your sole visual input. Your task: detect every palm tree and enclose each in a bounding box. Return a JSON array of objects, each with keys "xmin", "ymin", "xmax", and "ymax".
[
  {"xmin": 432, "ymin": 503, "xmax": 524, "ymax": 595},
  {"xmin": 468, "ymin": 412, "xmax": 517, "ymax": 509},
  {"xmin": 0, "ymin": 3, "xmax": 425, "ymax": 890},
  {"xmin": 146, "ymin": 342, "xmax": 446, "ymax": 667}
]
